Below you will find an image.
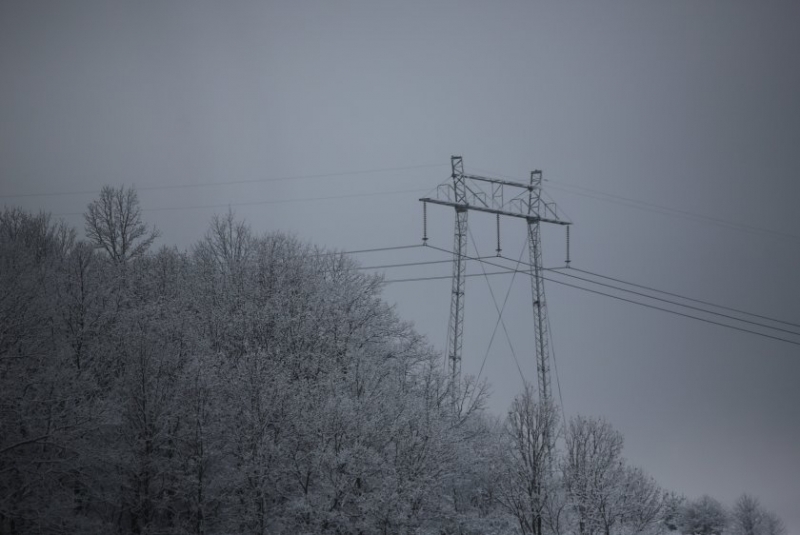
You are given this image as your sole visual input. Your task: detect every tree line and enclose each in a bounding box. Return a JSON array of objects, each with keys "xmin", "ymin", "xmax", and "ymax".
[{"xmin": 0, "ymin": 186, "xmax": 786, "ymax": 535}]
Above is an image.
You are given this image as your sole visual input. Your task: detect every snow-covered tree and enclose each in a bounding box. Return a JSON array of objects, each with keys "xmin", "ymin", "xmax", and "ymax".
[
  {"xmin": 496, "ymin": 382, "xmax": 561, "ymax": 535},
  {"xmin": 662, "ymin": 492, "xmax": 686, "ymax": 532},
  {"xmin": 0, "ymin": 208, "xmax": 99, "ymax": 533},
  {"xmin": 615, "ymin": 465, "xmax": 665, "ymax": 535},
  {"xmin": 563, "ymin": 415, "xmax": 625, "ymax": 535},
  {"xmin": 678, "ymin": 495, "xmax": 727, "ymax": 535},
  {"xmin": 730, "ymin": 494, "xmax": 764, "ymax": 535},
  {"xmin": 729, "ymin": 494, "xmax": 787, "ymax": 535},
  {"xmin": 3, "ymin": 204, "xmax": 706, "ymax": 535},
  {"xmin": 761, "ymin": 510, "xmax": 787, "ymax": 535}
]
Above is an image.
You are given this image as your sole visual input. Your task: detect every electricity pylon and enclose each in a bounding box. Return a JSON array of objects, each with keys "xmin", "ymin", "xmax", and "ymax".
[{"xmin": 420, "ymin": 156, "xmax": 571, "ymax": 409}]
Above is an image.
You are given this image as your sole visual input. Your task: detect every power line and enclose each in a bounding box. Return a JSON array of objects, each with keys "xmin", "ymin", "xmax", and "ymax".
[
  {"xmin": 1, "ymin": 163, "xmax": 447, "ymax": 200},
  {"xmin": 472, "ymin": 165, "xmax": 799, "ymax": 243},
  {"xmin": 545, "ymin": 284, "xmax": 568, "ymax": 425},
  {"xmin": 357, "ymin": 255, "xmax": 501, "ymax": 271},
  {"xmin": 407, "ymin": 244, "xmax": 800, "ymax": 347},
  {"xmin": 358, "ymin": 259, "xmax": 453, "ymax": 270},
  {"xmin": 546, "ymin": 181, "xmax": 800, "ymax": 243},
  {"xmin": 499, "ymin": 252, "xmax": 800, "ymax": 339},
  {"xmin": 205, "ymin": 238, "xmax": 797, "ymax": 347},
  {"xmin": 54, "ymin": 188, "xmax": 429, "ymax": 217},
  {"xmin": 486, "ymin": 252, "xmax": 800, "ymax": 338},
  {"xmin": 557, "ymin": 266, "xmax": 800, "ymax": 330},
  {"xmin": 522, "ymin": 262, "xmax": 800, "ymax": 338},
  {"xmin": 376, "ymin": 244, "xmax": 800, "ymax": 344},
  {"xmin": 383, "ymin": 268, "xmax": 533, "ymax": 283},
  {"xmin": 541, "ymin": 274, "xmax": 800, "ymax": 347},
  {"xmin": 302, "ymin": 229, "xmax": 799, "ymax": 357},
  {"xmin": 313, "ymin": 244, "xmax": 423, "ymax": 257}
]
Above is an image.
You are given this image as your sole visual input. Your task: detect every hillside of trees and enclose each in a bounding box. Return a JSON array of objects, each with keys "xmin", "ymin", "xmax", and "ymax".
[{"xmin": 0, "ymin": 186, "xmax": 786, "ymax": 535}]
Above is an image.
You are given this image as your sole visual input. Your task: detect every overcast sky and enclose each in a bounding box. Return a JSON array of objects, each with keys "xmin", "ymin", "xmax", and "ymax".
[{"xmin": 2, "ymin": 1, "xmax": 799, "ymax": 532}]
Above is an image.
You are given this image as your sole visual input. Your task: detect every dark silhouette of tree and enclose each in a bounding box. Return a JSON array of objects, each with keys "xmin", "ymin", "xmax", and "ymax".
[{"xmin": 84, "ymin": 185, "xmax": 159, "ymax": 264}]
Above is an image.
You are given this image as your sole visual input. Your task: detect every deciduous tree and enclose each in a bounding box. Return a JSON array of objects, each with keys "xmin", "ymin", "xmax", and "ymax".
[
  {"xmin": 84, "ymin": 185, "xmax": 159, "ymax": 264},
  {"xmin": 496, "ymin": 383, "xmax": 561, "ymax": 535},
  {"xmin": 563, "ymin": 415, "xmax": 625, "ymax": 535},
  {"xmin": 679, "ymin": 495, "xmax": 728, "ymax": 535}
]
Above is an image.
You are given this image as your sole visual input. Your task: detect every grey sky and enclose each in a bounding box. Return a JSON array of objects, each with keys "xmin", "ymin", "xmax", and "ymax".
[{"xmin": 1, "ymin": 1, "xmax": 799, "ymax": 532}]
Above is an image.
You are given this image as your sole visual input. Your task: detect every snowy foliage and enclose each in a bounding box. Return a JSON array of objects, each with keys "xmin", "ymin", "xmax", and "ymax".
[
  {"xmin": 729, "ymin": 494, "xmax": 787, "ymax": 535},
  {"xmin": 0, "ymin": 203, "xmax": 498, "ymax": 534},
  {"xmin": 679, "ymin": 495, "xmax": 728, "ymax": 535},
  {"xmin": 495, "ymin": 383, "xmax": 561, "ymax": 535},
  {"xmin": 0, "ymin": 198, "xmax": 788, "ymax": 535}
]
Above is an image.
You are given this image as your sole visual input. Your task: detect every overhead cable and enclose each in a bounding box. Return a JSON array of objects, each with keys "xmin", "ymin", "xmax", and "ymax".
[
  {"xmin": 405, "ymin": 244, "xmax": 800, "ymax": 348},
  {"xmin": 55, "ymin": 188, "xmax": 429, "ymax": 216},
  {"xmin": 472, "ymin": 165, "xmax": 798, "ymax": 243},
  {"xmin": 514, "ymin": 261, "xmax": 800, "ymax": 338},
  {"xmin": 557, "ymin": 266, "xmax": 800, "ymax": 330},
  {"xmin": 1, "ymin": 163, "xmax": 447, "ymax": 199}
]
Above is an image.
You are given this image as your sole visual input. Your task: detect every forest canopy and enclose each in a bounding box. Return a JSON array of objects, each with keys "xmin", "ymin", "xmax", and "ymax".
[{"xmin": 0, "ymin": 189, "xmax": 786, "ymax": 535}]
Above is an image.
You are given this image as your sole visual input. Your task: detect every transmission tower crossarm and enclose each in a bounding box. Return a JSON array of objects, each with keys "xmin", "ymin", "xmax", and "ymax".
[{"xmin": 419, "ymin": 197, "xmax": 571, "ymax": 225}]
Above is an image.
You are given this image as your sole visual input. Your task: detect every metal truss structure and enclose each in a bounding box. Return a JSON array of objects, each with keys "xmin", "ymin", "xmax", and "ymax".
[{"xmin": 420, "ymin": 156, "xmax": 571, "ymax": 409}]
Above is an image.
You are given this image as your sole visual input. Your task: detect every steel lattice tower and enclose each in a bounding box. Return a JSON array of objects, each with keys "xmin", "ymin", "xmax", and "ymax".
[
  {"xmin": 527, "ymin": 170, "xmax": 552, "ymax": 406},
  {"xmin": 421, "ymin": 157, "xmax": 570, "ymax": 409},
  {"xmin": 448, "ymin": 156, "xmax": 468, "ymax": 393}
]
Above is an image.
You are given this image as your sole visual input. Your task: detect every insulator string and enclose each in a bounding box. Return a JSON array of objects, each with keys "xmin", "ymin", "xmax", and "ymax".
[
  {"xmin": 496, "ymin": 213, "xmax": 501, "ymax": 256},
  {"xmin": 423, "ymin": 201, "xmax": 428, "ymax": 245},
  {"xmin": 566, "ymin": 226, "xmax": 571, "ymax": 267}
]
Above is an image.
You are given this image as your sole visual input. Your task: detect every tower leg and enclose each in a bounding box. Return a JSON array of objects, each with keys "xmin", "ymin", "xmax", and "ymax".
[
  {"xmin": 527, "ymin": 220, "xmax": 551, "ymax": 406},
  {"xmin": 449, "ymin": 207, "xmax": 468, "ymax": 397},
  {"xmin": 448, "ymin": 156, "xmax": 467, "ymax": 404}
]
